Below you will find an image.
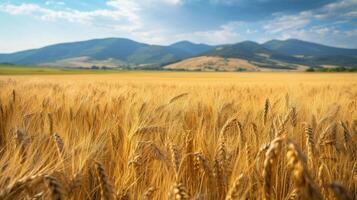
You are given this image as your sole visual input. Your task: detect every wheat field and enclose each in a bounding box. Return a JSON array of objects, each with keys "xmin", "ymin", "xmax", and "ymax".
[{"xmin": 0, "ymin": 72, "xmax": 356, "ymax": 200}]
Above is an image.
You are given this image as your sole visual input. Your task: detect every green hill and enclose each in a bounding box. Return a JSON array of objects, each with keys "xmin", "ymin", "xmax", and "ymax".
[
  {"xmin": 1, "ymin": 38, "xmax": 357, "ymax": 69},
  {"xmin": 263, "ymin": 39, "xmax": 357, "ymax": 56},
  {"xmin": 170, "ymin": 41, "xmax": 213, "ymax": 55},
  {"xmin": 200, "ymin": 40, "xmax": 357, "ymax": 68},
  {"xmin": 263, "ymin": 39, "xmax": 357, "ymax": 67},
  {"xmin": 0, "ymin": 38, "xmax": 192, "ymax": 67}
]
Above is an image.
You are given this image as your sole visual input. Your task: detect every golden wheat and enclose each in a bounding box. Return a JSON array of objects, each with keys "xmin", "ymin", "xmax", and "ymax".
[{"xmin": 0, "ymin": 73, "xmax": 355, "ymax": 200}]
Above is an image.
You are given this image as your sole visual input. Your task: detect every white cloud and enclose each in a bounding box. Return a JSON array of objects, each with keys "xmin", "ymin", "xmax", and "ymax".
[
  {"xmin": 344, "ymin": 11, "xmax": 357, "ymax": 17},
  {"xmin": 263, "ymin": 0, "xmax": 357, "ymax": 42},
  {"xmin": 345, "ymin": 29, "xmax": 357, "ymax": 37},
  {"xmin": 0, "ymin": 3, "xmax": 41, "ymax": 15},
  {"xmin": 132, "ymin": 21, "xmax": 244, "ymax": 45},
  {"xmin": 0, "ymin": 1, "xmax": 143, "ymax": 30},
  {"xmin": 246, "ymin": 29, "xmax": 257, "ymax": 34},
  {"xmin": 264, "ymin": 0, "xmax": 357, "ymax": 31},
  {"xmin": 0, "ymin": 0, "xmax": 356, "ymax": 49},
  {"xmin": 45, "ymin": 1, "xmax": 65, "ymax": 6},
  {"xmin": 176, "ymin": 30, "xmax": 239, "ymax": 44},
  {"xmin": 0, "ymin": 0, "xmax": 187, "ymax": 32},
  {"xmin": 175, "ymin": 22, "xmax": 242, "ymax": 44},
  {"xmin": 0, "ymin": 1, "xmax": 242, "ymax": 45},
  {"xmin": 280, "ymin": 26, "xmax": 332, "ymax": 40},
  {"xmin": 323, "ymin": 0, "xmax": 357, "ymax": 12},
  {"xmin": 0, "ymin": 0, "xmax": 143, "ymax": 32},
  {"xmin": 263, "ymin": 12, "xmax": 311, "ymax": 34},
  {"xmin": 275, "ymin": 26, "xmax": 357, "ymax": 48},
  {"xmin": 161, "ymin": 0, "xmax": 183, "ymax": 5}
]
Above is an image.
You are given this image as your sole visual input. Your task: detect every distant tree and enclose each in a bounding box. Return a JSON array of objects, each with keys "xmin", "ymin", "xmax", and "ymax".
[
  {"xmin": 306, "ymin": 67, "xmax": 315, "ymax": 72},
  {"xmin": 306, "ymin": 66, "xmax": 356, "ymax": 72},
  {"xmin": 0, "ymin": 62, "xmax": 14, "ymax": 65}
]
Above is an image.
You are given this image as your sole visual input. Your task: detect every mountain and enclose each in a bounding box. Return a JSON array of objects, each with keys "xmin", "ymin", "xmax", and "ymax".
[
  {"xmin": 205, "ymin": 41, "xmax": 299, "ymax": 62},
  {"xmin": 201, "ymin": 41, "xmax": 304, "ymax": 70},
  {"xmin": 263, "ymin": 39, "xmax": 357, "ymax": 56},
  {"xmin": 0, "ymin": 38, "xmax": 143, "ymax": 64},
  {"xmin": 1, "ymin": 38, "xmax": 357, "ymax": 70},
  {"xmin": 169, "ymin": 41, "xmax": 213, "ymax": 56},
  {"xmin": 198, "ymin": 40, "xmax": 357, "ymax": 69},
  {"xmin": 262, "ymin": 39, "xmax": 357, "ymax": 67},
  {"xmin": 0, "ymin": 38, "xmax": 192, "ymax": 68}
]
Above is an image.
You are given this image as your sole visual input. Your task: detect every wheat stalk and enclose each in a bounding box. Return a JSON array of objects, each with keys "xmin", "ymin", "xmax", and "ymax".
[
  {"xmin": 286, "ymin": 140, "xmax": 322, "ymax": 200},
  {"xmin": 30, "ymin": 191, "xmax": 44, "ymax": 200},
  {"xmin": 170, "ymin": 143, "xmax": 181, "ymax": 177},
  {"xmin": 286, "ymin": 189, "xmax": 298, "ymax": 200},
  {"xmin": 262, "ymin": 137, "xmax": 285, "ymax": 200},
  {"xmin": 44, "ymin": 175, "xmax": 63, "ymax": 200},
  {"xmin": 169, "ymin": 182, "xmax": 190, "ymax": 200},
  {"xmin": 340, "ymin": 121, "xmax": 350, "ymax": 144},
  {"xmin": 220, "ymin": 118, "xmax": 239, "ymax": 137},
  {"xmin": 318, "ymin": 163, "xmax": 330, "ymax": 199},
  {"xmin": 193, "ymin": 152, "xmax": 212, "ymax": 178},
  {"xmin": 352, "ymin": 162, "xmax": 357, "ymax": 182},
  {"xmin": 216, "ymin": 135, "xmax": 227, "ymax": 172},
  {"xmin": 95, "ymin": 161, "xmax": 114, "ymax": 200},
  {"xmin": 263, "ymin": 98, "xmax": 270, "ymax": 125},
  {"xmin": 168, "ymin": 93, "xmax": 189, "ymax": 104},
  {"xmin": 53, "ymin": 133, "xmax": 64, "ymax": 156},
  {"xmin": 143, "ymin": 187, "xmax": 156, "ymax": 200},
  {"xmin": 328, "ymin": 182, "xmax": 353, "ymax": 200},
  {"xmin": 305, "ymin": 124, "xmax": 315, "ymax": 169},
  {"xmin": 12, "ymin": 89, "xmax": 16, "ymax": 103},
  {"xmin": 67, "ymin": 172, "xmax": 82, "ymax": 197},
  {"xmin": 0, "ymin": 174, "xmax": 44, "ymax": 200},
  {"xmin": 48, "ymin": 113, "xmax": 54, "ymax": 134},
  {"xmin": 225, "ymin": 173, "xmax": 244, "ymax": 200},
  {"xmin": 290, "ymin": 107, "xmax": 297, "ymax": 127}
]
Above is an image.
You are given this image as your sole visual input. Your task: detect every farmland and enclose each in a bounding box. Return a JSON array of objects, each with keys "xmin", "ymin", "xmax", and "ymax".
[
  {"xmin": 0, "ymin": 72, "xmax": 356, "ymax": 199},
  {"xmin": 0, "ymin": 64, "xmax": 122, "ymax": 75}
]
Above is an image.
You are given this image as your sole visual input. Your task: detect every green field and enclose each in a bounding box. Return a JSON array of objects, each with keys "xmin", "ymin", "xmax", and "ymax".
[
  {"xmin": 0, "ymin": 64, "xmax": 123, "ymax": 75},
  {"xmin": 1, "ymin": 64, "xmax": 356, "ymax": 75}
]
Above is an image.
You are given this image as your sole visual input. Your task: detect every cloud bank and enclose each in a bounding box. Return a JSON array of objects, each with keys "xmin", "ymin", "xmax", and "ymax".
[{"xmin": 0, "ymin": 0, "xmax": 356, "ymax": 52}]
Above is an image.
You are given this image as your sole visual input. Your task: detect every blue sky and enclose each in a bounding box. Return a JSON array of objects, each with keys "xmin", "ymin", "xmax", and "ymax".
[{"xmin": 0, "ymin": 0, "xmax": 356, "ymax": 52}]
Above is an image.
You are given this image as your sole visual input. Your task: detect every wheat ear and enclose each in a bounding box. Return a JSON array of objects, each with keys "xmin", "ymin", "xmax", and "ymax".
[
  {"xmin": 262, "ymin": 137, "xmax": 285, "ymax": 200},
  {"xmin": 328, "ymin": 182, "xmax": 353, "ymax": 200},
  {"xmin": 44, "ymin": 175, "xmax": 63, "ymax": 200},
  {"xmin": 95, "ymin": 161, "xmax": 114, "ymax": 200},
  {"xmin": 286, "ymin": 140, "xmax": 322, "ymax": 200}
]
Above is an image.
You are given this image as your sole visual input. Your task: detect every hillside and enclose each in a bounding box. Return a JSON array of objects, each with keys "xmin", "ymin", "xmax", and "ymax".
[
  {"xmin": 263, "ymin": 39, "xmax": 357, "ymax": 56},
  {"xmin": 0, "ymin": 38, "xmax": 147, "ymax": 64},
  {"xmin": 164, "ymin": 56, "xmax": 308, "ymax": 71},
  {"xmin": 198, "ymin": 40, "xmax": 357, "ymax": 68},
  {"xmin": 263, "ymin": 39, "xmax": 357, "ymax": 67},
  {"xmin": 201, "ymin": 41, "xmax": 304, "ymax": 70},
  {"xmin": 164, "ymin": 56, "xmax": 259, "ymax": 71},
  {"xmin": 170, "ymin": 41, "xmax": 214, "ymax": 55},
  {"xmin": 1, "ymin": 38, "xmax": 357, "ymax": 70},
  {"xmin": 0, "ymin": 38, "xmax": 193, "ymax": 68}
]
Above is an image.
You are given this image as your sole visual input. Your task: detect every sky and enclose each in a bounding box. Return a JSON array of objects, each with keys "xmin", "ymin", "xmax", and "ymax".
[{"xmin": 0, "ymin": 0, "xmax": 356, "ymax": 53}]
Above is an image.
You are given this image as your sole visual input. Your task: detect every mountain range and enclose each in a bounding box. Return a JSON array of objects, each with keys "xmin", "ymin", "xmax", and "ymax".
[{"xmin": 1, "ymin": 38, "xmax": 356, "ymax": 71}]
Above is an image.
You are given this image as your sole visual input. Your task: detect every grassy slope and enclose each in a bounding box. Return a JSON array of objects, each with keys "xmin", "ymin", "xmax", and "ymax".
[
  {"xmin": 163, "ymin": 56, "xmax": 260, "ymax": 71},
  {"xmin": 0, "ymin": 64, "xmax": 123, "ymax": 75}
]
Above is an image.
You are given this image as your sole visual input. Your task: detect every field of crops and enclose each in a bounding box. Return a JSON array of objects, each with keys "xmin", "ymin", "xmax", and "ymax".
[
  {"xmin": 0, "ymin": 64, "xmax": 123, "ymax": 75},
  {"xmin": 0, "ymin": 73, "xmax": 356, "ymax": 200}
]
